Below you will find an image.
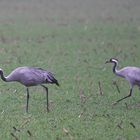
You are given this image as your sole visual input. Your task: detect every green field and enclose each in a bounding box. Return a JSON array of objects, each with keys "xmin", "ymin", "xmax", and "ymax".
[{"xmin": 0, "ymin": 0, "xmax": 140, "ymax": 140}]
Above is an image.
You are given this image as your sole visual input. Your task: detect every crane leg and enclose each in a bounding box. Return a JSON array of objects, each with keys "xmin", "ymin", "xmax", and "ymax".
[
  {"xmin": 26, "ymin": 88, "xmax": 29, "ymax": 113},
  {"xmin": 41, "ymin": 85, "xmax": 49, "ymax": 112},
  {"xmin": 113, "ymin": 88, "xmax": 133, "ymax": 105}
]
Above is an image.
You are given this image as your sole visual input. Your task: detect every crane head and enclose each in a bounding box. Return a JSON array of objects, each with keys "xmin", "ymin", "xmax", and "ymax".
[{"xmin": 105, "ymin": 58, "xmax": 118, "ymax": 64}]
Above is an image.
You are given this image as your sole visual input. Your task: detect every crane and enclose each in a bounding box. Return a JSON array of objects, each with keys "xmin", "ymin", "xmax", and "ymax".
[
  {"xmin": 0, "ymin": 66, "xmax": 59, "ymax": 112},
  {"xmin": 106, "ymin": 58, "xmax": 140, "ymax": 105}
]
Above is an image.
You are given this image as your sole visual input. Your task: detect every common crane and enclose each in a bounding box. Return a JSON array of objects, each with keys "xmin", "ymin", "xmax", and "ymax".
[
  {"xmin": 0, "ymin": 67, "xmax": 59, "ymax": 113},
  {"xmin": 106, "ymin": 58, "xmax": 140, "ymax": 105}
]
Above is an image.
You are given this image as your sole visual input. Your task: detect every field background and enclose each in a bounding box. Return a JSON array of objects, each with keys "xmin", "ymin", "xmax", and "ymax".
[{"xmin": 0, "ymin": 0, "xmax": 140, "ymax": 140}]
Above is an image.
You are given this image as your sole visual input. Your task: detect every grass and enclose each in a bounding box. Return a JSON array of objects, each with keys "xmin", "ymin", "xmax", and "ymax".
[{"xmin": 0, "ymin": 0, "xmax": 140, "ymax": 140}]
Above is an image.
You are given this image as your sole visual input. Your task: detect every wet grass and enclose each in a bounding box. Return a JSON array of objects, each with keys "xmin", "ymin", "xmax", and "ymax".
[
  {"xmin": 0, "ymin": 22, "xmax": 140, "ymax": 140},
  {"xmin": 0, "ymin": 0, "xmax": 140, "ymax": 140}
]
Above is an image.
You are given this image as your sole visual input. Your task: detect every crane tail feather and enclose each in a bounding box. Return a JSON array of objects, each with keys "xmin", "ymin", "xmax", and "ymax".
[
  {"xmin": 55, "ymin": 80, "xmax": 60, "ymax": 86},
  {"xmin": 47, "ymin": 72, "xmax": 59, "ymax": 86}
]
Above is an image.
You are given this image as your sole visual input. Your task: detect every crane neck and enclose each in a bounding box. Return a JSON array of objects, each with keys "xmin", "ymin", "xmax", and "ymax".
[
  {"xmin": 0, "ymin": 70, "xmax": 7, "ymax": 82},
  {"xmin": 112, "ymin": 61, "xmax": 118, "ymax": 74}
]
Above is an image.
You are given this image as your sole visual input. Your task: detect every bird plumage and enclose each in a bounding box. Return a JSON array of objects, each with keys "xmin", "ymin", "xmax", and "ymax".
[
  {"xmin": 106, "ymin": 58, "xmax": 140, "ymax": 104},
  {"xmin": 0, "ymin": 67, "xmax": 59, "ymax": 86},
  {"xmin": 0, "ymin": 66, "xmax": 59, "ymax": 112},
  {"xmin": 117, "ymin": 67, "xmax": 140, "ymax": 85}
]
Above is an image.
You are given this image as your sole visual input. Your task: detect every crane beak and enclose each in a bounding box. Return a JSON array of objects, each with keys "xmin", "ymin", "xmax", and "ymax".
[{"xmin": 105, "ymin": 60, "xmax": 110, "ymax": 64}]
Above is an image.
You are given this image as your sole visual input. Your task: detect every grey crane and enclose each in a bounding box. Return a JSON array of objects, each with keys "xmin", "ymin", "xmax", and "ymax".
[
  {"xmin": 106, "ymin": 58, "xmax": 140, "ymax": 105},
  {"xmin": 0, "ymin": 66, "xmax": 59, "ymax": 112}
]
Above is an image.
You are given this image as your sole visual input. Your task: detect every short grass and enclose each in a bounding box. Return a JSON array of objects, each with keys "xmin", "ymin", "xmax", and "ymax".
[{"xmin": 0, "ymin": 0, "xmax": 140, "ymax": 140}]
